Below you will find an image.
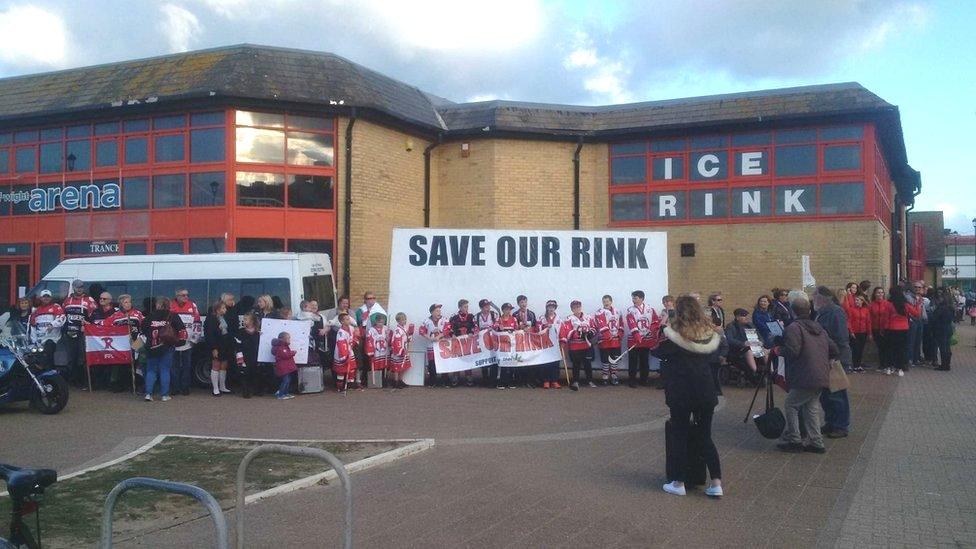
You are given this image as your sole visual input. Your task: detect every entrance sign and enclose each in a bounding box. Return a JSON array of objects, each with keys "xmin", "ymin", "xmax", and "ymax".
[{"xmin": 388, "ymin": 229, "xmax": 668, "ymax": 386}]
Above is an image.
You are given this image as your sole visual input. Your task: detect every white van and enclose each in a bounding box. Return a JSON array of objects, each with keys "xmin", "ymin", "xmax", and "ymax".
[{"xmin": 31, "ymin": 253, "xmax": 337, "ymax": 316}]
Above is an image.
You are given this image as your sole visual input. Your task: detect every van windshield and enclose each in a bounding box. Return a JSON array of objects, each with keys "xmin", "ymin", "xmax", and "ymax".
[
  {"xmin": 303, "ymin": 274, "xmax": 336, "ymax": 311},
  {"xmin": 27, "ymin": 280, "xmax": 70, "ymax": 302}
]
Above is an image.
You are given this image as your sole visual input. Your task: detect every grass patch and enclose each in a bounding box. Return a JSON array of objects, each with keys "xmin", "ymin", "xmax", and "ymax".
[{"xmin": 0, "ymin": 436, "xmax": 405, "ymax": 547}]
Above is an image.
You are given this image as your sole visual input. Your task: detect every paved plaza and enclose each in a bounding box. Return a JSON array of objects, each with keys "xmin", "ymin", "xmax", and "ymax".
[{"xmin": 4, "ymin": 325, "xmax": 976, "ymax": 548}]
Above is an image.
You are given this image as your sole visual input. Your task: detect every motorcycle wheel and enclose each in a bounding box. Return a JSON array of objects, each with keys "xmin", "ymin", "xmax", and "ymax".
[{"xmin": 32, "ymin": 374, "xmax": 69, "ymax": 415}]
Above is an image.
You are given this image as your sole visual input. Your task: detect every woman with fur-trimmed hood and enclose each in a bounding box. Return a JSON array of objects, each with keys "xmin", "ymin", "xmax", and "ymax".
[{"xmin": 653, "ymin": 295, "xmax": 724, "ymax": 498}]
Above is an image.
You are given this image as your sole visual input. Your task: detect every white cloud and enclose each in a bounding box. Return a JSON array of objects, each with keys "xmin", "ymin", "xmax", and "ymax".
[
  {"xmin": 0, "ymin": 5, "xmax": 68, "ymax": 67},
  {"xmin": 564, "ymin": 48, "xmax": 598, "ymax": 68},
  {"xmin": 199, "ymin": 0, "xmax": 293, "ymax": 20},
  {"xmin": 859, "ymin": 3, "xmax": 930, "ymax": 52},
  {"xmin": 159, "ymin": 4, "xmax": 202, "ymax": 53},
  {"xmin": 583, "ymin": 61, "xmax": 632, "ymax": 104},
  {"xmin": 466, "ymin": 93, "xmax": 504, "ymax": 102}
]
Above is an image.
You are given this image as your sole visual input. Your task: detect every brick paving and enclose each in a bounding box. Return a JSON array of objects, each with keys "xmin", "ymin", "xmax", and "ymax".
[{"xmin": 4, "ymin": 327, "xmax": 975, "ymax": 547}]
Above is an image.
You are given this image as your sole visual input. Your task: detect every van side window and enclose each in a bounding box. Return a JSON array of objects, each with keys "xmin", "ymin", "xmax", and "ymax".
[
  {"xmin": 102, "ymin": 281, "xmax": 151, "ymax": 311},
  {"xmin": 152, "ymin": 280, "xmax": 208, "ymax": 308},
  {"xmin": 27, "ymin": 280, "xmax": 70, "ymax": 302},
  {"xmin": 302, "ymin": 274, "xmax": 336, "ymax": 310},
  {"xmin": 208, "ymin": 278, "xmax": 290, "ymax": 312}
]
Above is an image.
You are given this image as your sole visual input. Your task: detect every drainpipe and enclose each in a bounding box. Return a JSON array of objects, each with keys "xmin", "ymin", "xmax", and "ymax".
[
  {"xmin": 423, "ymin": 133, "xmax": 442, "ymax": 228},
  {"xmin": 572, "ymin": 136, "xmax": 584, "ymax": 230},
  {"xmin": 343, "ymin": 109, "xmax": 357, "ymax": 297}
]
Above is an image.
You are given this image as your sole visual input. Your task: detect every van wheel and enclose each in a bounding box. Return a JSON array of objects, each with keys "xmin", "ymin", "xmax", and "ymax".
[{"xmin": 193, "ymin": 357, "xmax": 213, "ymax": 387}]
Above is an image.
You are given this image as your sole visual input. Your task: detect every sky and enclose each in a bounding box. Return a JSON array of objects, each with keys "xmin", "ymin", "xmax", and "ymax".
[{"xmin": 0, "ymin": 0, "xmax": 973, "ymax": 232}]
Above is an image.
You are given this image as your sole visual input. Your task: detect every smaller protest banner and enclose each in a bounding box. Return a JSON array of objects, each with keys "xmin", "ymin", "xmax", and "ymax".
[
  {"xmin": 258, "ymin": 318, "xmax": 312, "ymax": 364},
  {"xmin": 432, "ymin": 328, "xmax": 562, "ymax": 374},
  {"xmin": 745, "ymin": 328, "xmax": 765, "ymax": 357},
  {"xmin": 84, "ymin": 324, "xmax": 132, "ymax": 366}
]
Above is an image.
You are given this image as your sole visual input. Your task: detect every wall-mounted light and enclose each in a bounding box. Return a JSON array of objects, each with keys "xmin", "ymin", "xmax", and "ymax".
[
  {"xmin": 66, "ymin": 153, "xmax": 77, "ymax": 172},
  {"xmin": 461, "ymin": 142, "xmax": 470, "ymax": 158}
]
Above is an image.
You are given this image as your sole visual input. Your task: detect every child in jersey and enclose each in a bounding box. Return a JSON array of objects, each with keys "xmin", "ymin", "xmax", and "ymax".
[
  {"xmin": 537, "ymin": 300, "xmax": 562, "ymax": 389},
  {"xmin": 365, "ymin": 313, "xmax": 391, "ymax": 386},
  {"xmin": 476, "ymin": 299, "xmax": 499, "ymax": 387},
  {"xmin": 561, "ymin": 300, "xmax": 596, "ymax": 389},
  {"xmin": 388, "ymin": 312, "xmax": 413, "ymax": 388},
  {"xmin": 333, "ymin": 313, "xmax": 360, "ymax": 391},
  {"xmin": 420, "ymin": 304, "xmax": 449, "ymax": 387},
  {"xmin": 593, "ymin": 294, "xmax": 624, "ymax": 385},
  {"xmin": 494, "ymin": 302, "xmax": 519, "ymax": 389}
]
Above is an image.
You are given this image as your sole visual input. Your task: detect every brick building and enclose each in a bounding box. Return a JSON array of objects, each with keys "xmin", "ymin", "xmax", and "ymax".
[{"xmin": 0, "ymin": 44, "xmax": 921, "ymax": 312}]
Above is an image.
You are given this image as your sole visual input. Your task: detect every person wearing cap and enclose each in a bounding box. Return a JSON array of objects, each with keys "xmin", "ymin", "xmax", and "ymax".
[
  {"xmin": 724, "ymin": 308, "xmax": 764, "ymax": 379},
  {"xmin": 448, "ymin": 299, "xmax": 477, "ymax": 387},
  {"xmin": 29, "ymin": 290, "xmax": 66, "ymax": 369},
  {"xmin": 476, "ymin": 299, "xmax": 500, "ymax": 387},
  {"xmin": 560, "ymin": 300, "xmax": 597, "ymax": 389},
  {"xmin": 537, "ymin": 300, "xmax": 562, "ymax": 389},
  {"xmin": 170, "ymin": 288, "xmax": 203, "ymax": 396},
  {"xmin": 514, "ymin": 295, "xmax": 538, "ymax": 387},
  {"xmin": 593, "ymin": 294, "xmax": 624, "ymax": 386},
  {"xmin": 420, "ymin": 304, "xmax": 449, "ymax": 387},
  {"xmin": 62, "ymin": 279, "xmax": 97, "ymax": 388},
  {"xmin": 494, "ymin": 302, "xmax": 519, "ymax": 389}
]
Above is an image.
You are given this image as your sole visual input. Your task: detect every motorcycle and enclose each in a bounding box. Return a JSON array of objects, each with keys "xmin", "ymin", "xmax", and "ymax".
[{"xmin": 0, "ymin": 313, "xmax": 69, "ymax": 415}]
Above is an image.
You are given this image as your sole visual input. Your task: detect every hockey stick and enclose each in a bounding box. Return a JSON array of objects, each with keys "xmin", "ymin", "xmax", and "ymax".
[
  {"xmin": 609, "ymin": 342, "xmax": 639, "ymax": 365},
  {"xmin": 560, "ymin": 346, "xmax": 578, "ymax": 391}
]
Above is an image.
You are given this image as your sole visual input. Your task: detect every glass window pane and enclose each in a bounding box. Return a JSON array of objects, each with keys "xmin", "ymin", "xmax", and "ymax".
[
  {"xmin": 774, "ymin": 185, "xmax": 816, "ymax": 216},
  {"xmin": 690, "ymin": 151, "xmax": 727, "ymax": 180},
  {"xmin": 124, "ymin": 119, "xmax": 149, "ymax": 132},
  {"xmin": 14, "ymin": 130, "xmax": 38, "ymax": 143},
  {"xmin": 152, "ymin": 174, "xmax": 185, "ymax": 208},
  {"xmin": 66, "ymin": 140, "xmax": 91, "ymax": 171},
  {"xmin": 288, "ymin": 174, "xmax": 333, "ymax": 209},
  {"xmin": 651, "ymin": 139, "xmax": 686, "ymax": 152},
  {"xmin": 776, "ymin": 128, "xmax": 816, "ymax": 144},
  {"xmin": 288, "ymin": 239, "xmax": 333, "ymax": 254},
  {"xmin": 124, "ymin": 242, "xmax": 147, "ymax": 255},
  {"xmin": 190, "ymin": 172, "xmax": 225, "ymax": 207},
  {"xmin": 774, "ymin": 145, "xmax": 816, "ymax": 176},
  {"xmin": 649, "ymin": 192, "xmax": 686, "ymax": 220},
  {"xmin": 154, "ymin": 134, "xmax": 184, "ymax": 162},
  {"xmin": 820, "ymin": 182, "xmax": 864, "ymax": 214},
  {"xmin": 690, "ymin": 189, "xmax": 728, "ymax": 218},
  {"xmin": 154, "ymin": 241, "xmax": 184, "ymax": 254},
  {"xmin": 689, "ymin": 136, "xmax": 727, "ymax": 149},
  {"xmin": 286, "ymin": 131, "xmax": 333, "ymax": 166},
  {"xmin": 125, "ymin": 137, "xmax": 148, "ymax": 164},
  {"xmin": 40, "ymin": 245, "xmax": 61, "ymax": 278},
  {"xmin": 94, "ymin": 121, "xmax": 119, "ymax": 136},
  {"xmin": 288, "ymin": 114, "xmax": 332, "ymax": 131},
  {"xmin": 67, "ymin": 125, "xmax": 91, "ymax": 138},
  {"xmin": 39, "ymin": 143, "xmax": 62, "ymax": 173},
  {"xmin": 236, "ymin": 172, "xmax": 284, "ymax": 207},
  {"xmin": 191, "ymin": 112, "xmax": 224, "ymax": 126},
  {"xmin": 824, "ymin": 144, "xmax": 861, "ymax": 171},
  {"xmin": 732, "ymin": 133, "xmax": 771, "ymax": 146},
  {"xmin": 611, "ymin": 156, "xmax": 645, "ymax": 185},
  {"xmin": 95, "ymin": 140, "xmax": 118, "ymax": 167},
  {"xmin": 153, "ymin": 115, "xmax": 184, "ymax": 129},
  {"xmin": 610, "ymin": 193, "xmax": 645, "ymax": 221},
  {"xmin": 189, "ymin": 238, "xmax": 225, "ymax": 254},
  {"xmin": 235, "ymin": 111, "xmax": 284, "ymax": 128},
  {"xmin": 11, "ymin": 185, "xmax": 32, "ymax": 214},
  {"xmin": 235, "ymin": 127, "xmax": 285, "ymax": 163},
  {"xmin": 15, "ymin": 147, "xmax": 35, "ymax": 173},
  {"xmin": 0, "ymin": 133, "xmax": 11, "ymax": 145},
  {"xmin": 734, "ymin": 150, "xmax": 768, "ymax": 176},
  {"xmin": 190, "ymin": 128, "xmax": 225, "ymax": 163},
  {"xmin": 731, "ymin": 187, "xmax": 771, "ymax": 217},
  {"xmin": 40, "ymin": 128, "xmax": 63, "ymax": 141},
  {"xmin": 236, "ymin": 238, "xmax": 285, "ymax": 252},
  {"xmin": 820, "ymin": 126, "xmax": 863, "ymax": 141},
  {"xmin": 610, "ymin": 142, "xmax": 645, "ymax": 155},
  {"xmin": 0, "ymin": 149, "xmax": 8, "ymax": 173},
  {"xmin": 651, "ymin": 157, "xmax": 683, "ymax": 181}
]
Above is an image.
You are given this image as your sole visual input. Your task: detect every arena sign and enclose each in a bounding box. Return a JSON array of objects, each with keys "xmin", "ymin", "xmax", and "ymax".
[
  {"xmin": 0, "ymin": 183, "xmax": 122, "ymax": 213},
  {"xmin": 388, "ymin": 228, "xmax": 668, "ymax": 386}
]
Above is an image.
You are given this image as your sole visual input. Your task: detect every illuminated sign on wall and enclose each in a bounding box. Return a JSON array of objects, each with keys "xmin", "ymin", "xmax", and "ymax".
[{"xmin": 0, "ymin": 183, "xmax": 121, "ymax": 213}]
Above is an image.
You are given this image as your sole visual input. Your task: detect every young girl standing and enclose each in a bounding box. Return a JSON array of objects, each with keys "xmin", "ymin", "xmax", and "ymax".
[
  {"xmin": 537, "ymin": 300, "xmax": 562, "ymax": 389},
  {"xmin": 848, "ymin": 294, "xmax": 872, "ymax": 372},
  {"xmin": 365, "ymin": 314, "xmax": 391, "ymax": 387},
  {"xmin": 271, "ymin": 331, "xmax": 297, "ymax": 400},
  {"xmin": 389, "ymin": 313, "xmax": 413, "ymax": 388}
]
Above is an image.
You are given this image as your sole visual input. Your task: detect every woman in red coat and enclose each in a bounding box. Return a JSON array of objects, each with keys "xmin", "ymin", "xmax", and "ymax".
[
  {"xmin": 869, "ymin": 287, "xmax": 890, "ymax": 371},
  {"xmin": 847, "ymin": 294, "xmax": 872, "ymax": 372},
  {"xmin": 882, "ymin": 288, "xmax": 920, "ymax": 377}
]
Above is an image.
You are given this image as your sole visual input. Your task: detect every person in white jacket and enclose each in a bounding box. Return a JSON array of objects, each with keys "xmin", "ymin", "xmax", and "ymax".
[{"xmin": 28, "ymin": 290, "xmax": 66, "ymax": 368}]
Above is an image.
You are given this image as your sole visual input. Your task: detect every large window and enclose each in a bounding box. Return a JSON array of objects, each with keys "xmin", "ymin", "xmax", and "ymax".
[
  {"xmin": 287, "ymin": 174, "xmax": 333, "ymax": 209},
  {"xmin": 190, "ymin": 172, "xmax": 225, "ymax": 207},
  {"xmin": 123, "ymin": 177, "xmax": 150, "ymax": 210},
  {"xmin": 237, "ymin": 238, "xmax": 285, "ymax": 252},
  {"xmin": 236, "ymin": 172, "xmax": 284, "ymax": 207},
  {"xmin": 235, "ymin": 110, "xmax": 335, "ymax": 167},
  {"xmin": 152, "ymin": 174, "xmax": 185, "ymax": 209}
]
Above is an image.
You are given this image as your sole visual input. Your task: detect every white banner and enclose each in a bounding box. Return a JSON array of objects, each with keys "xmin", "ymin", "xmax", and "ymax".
[
  {"xmin": 388, "ymin": 229, "xmax": 668, "ymax": 385},
  {"xmin": 432, "ymin": 328, "xmax": 562, "ymax": 373},
  {"xmin": 258, "ymin": 318, "xmax": 312, "ymax": 364}
]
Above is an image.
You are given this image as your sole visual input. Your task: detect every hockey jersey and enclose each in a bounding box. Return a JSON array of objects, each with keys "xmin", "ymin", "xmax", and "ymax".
[
  {"xmin": 62, "ymin": 294, "xmax": 96, "ymax": 337},
  {"xmin": 559, "ymin": 313, "xmax": 595, "ymax": 351},
  {"xmin": 494, "ymin": 316, "xmax": 518, "ymax": 332},
  {"xmin": 90, "ymin": 306, "xmax": 118, "ymax": 326},
  {"xmin": 333, "ymin": 327, "xmax": 357, "ymax": 376},
  {"xmin": 625, "ymin": 304, "xmax": 662, "ymax": 349},
  {"xmin": 389, "ymin": 323, "xmax": 413, "ymax": 373},
  {"xmin": 29, "ymin": 303, "xmax": 66, "ymax": 344},
  {"xmin": 419, "ymin": 316, "xmax": 449, "ymax": 361},
  {"xmin": 447, "ymin": 312, "xmax": 476, "ymax": 337},
  {"xmin": 476, "ymin": 311, "xmax": 498, "ymax": 331},
  {"xmin": 170, "ymin": 300, "xmax": 202, "ymax": 351},
  {"xmin": 107, "ymin": 309, "xmax": 145, "ymax": 338},
  {"xmin": 515, "ymin": 308, "xmax": 537, "ymax": 331},
  {"xmin": 593, "ymin": 306, "xmax": 624, "ymax": 349},
  {"xmin": 537, "ymin": 313, "xmax": 562, "ymax": 336},
  {"xmin": 365, "ymin": 325, "xmax": 391, "ymax": 370}
]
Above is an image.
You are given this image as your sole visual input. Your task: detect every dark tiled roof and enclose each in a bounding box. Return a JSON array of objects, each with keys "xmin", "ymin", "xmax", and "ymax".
[{"xmin": 907, "ymin": 211, "xmax": 945, "ymax": 265}]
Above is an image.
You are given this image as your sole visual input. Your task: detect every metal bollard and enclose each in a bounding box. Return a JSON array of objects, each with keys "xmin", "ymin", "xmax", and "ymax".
[
  {"xmin": 235, "ymin": 444, "xmax": 353, "ymax": 549},
  {"xmin": 100, "ymin": 477, "xmax": 228, "ymax": 549}
]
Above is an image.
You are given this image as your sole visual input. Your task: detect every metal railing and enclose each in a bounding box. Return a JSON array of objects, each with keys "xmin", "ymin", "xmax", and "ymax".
[
  {"xmin": 235, "ymin": 444, "xmax": 353, "ymax": 549},
  {"xmin": 100, "ymin": 477, "xmax": 228, "ymax": 549}
]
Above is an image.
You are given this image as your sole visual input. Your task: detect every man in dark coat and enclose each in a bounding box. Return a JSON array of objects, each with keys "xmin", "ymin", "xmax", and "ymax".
[
  {"xmin": 778, "ymin": 298, "xmax": 839, "ymax": 454},
  {"xmin": 813, "ymin": 286, "xmax": 852, "ymax": 438}
]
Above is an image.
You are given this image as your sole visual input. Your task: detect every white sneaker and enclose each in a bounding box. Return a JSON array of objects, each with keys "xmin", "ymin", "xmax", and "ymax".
[
  {"xmin": 884, "ymin": 368, "xmax": 892, "ymax": 376},
  {"xmin": 144, "ymin": 394, "xmax": 153, "ymax": 401},
  {"xmin": 705, "ymin": 485, "xmax": 724, "ymax": 498},
  {"xmin": 161, "ymin": 395, "xmax": 172, "ymax": 402},
  {"xmin": 662, "ymin": 481, "xmax": 686, "ymax": 496},
  {"xmin": 897, "ymin": 369, "xmax": 905, "ymax": 377}
]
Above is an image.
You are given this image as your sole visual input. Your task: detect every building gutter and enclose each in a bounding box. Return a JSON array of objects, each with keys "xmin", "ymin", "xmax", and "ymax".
[
  {"xmin": 423, "ymin": 133, "xmax": 443, "ymax": 227},
  {"xmin": 572, "ymin": 136, "xmax": 584, "ymax": 230},
  {"xmin": 343, "ymin": 109, "xmax": 357, "ymax": 296}
]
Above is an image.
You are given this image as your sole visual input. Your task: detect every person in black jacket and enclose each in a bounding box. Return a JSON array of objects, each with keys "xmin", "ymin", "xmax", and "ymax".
[
  {"xmin": 654, "ymin": 295, "xmax": 724, "ymax": 498},
  {"xmin": 237, "ymin": 313, "xmax": 262, "ymax": 397},
  {"xmin": 930, "ymin": 289, "xmax": 955, "ymax": 371},
  {"xmin": 140, "ymin": 297, "xmax": 185, "ymax": 402},
  {"xmin": 204, "ymin": 300, "xmax": 236, "ymax": 396},
  {"xmin": 724, "ymin": 308, "xmax": 764, "ymax": 377}
]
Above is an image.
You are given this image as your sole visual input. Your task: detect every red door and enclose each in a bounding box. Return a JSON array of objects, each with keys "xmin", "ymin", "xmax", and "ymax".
[{"xmin": 0, "ymin": 262, "xmax": 31, "ymax": 310}]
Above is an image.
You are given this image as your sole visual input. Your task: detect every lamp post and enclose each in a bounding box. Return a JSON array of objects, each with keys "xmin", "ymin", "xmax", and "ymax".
[{"xmin": 972, "ymin": 218, "xmax": 976, "ymax": 292}]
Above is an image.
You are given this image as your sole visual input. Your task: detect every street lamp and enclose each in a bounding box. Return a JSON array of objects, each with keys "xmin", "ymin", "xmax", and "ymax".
[{"xmin": 972, "ymin": 218, "xmax": 976, "ymax": 292}]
